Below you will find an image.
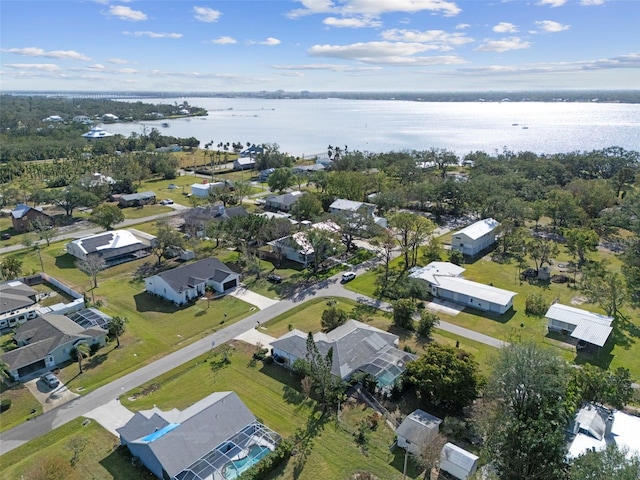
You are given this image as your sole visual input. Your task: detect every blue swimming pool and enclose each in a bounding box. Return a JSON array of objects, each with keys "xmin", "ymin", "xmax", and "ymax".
[{"xmin": 222, "ymin": 445, "xmax": 271, "ymax": 480}]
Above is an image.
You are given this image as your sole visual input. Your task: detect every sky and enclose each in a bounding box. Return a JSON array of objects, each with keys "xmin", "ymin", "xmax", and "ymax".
[{"xmin": 1, "ymin": 0, "xmax": 638, "ymax": 92}]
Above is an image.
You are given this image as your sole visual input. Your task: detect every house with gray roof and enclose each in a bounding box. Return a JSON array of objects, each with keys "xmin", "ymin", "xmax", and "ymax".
[
  {"xmin": 1, "ymin": 313, "xmax": 107, "ymax": 381},
  {"xmin": 144, "ymin": 257, "xmax": 239, "ymax": 305},
  {"xmin": 271, "ymin": 319, "xmax": 416, "ymax": 391},
  {"xmin": 329, "ymin": 198, "xmax": 387, "ymax": 228},
  {"xmin": 264, "ymin": 191, "xmax": 305, "ymax": 212},
  {"xmin": 183, "ymin": 205, "xmax": 248, "ymax": 237},
  {"xmin": 396, "ymin": 409, "xmax": 442, "ymax": 455},
  {"xmin": 118, "ymin": 191, "xmax": 156, "ymax": 208},
  {"xmin": 0, "ymin": 280, "xmax": 40, "ymax": 329},
  {"xmin": 117, "ymin": 391, "xmax": 281, "ymax": 480},
  {"xmin": 10, "ymin": 203, "xmax": 52, "ymax": 232}
]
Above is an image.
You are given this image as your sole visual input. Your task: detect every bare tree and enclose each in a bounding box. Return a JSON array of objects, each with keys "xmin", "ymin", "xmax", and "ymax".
[{"xmin": 77, "ymin": 254, "xmax": 105, "ymax": 289}]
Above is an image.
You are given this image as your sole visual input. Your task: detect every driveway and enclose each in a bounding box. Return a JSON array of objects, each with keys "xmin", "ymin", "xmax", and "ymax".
[
  {"xmin": 228, "ymin": 286, "xmax": 279, "ymax": 310},
  {"xmin": 234, "ymin": 328, "xmax": 277, "ymax": 349},
  {"xmin": 84, "ymin": 398, "xmax": 134, "ymax": 437},
  {"xmin": 426, "ymin": 298, "xmax": 465, "ymax": 316},
  {"xmin": 25, "ymin": 376, "xmax": 80, "ymax": 413}
]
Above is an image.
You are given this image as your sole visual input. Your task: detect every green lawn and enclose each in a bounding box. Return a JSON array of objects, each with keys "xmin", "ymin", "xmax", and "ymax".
[
  {"xmin": 120, "ymin": 204, "xmax": 173, "ymax": 220},
  {"xmin": 0, "ymin": 383, "xmax": 42, "ymax": 433}
]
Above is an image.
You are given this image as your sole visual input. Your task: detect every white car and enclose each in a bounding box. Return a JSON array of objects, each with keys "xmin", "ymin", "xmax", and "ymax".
[
  {"xmin": 159, "ymin": 199, "xmax": 174, "ymax": 205},
  {"xmin": 41, "ymin": 373, "xmax": 59, "ymax": 388},
  {"xmin": 341, "ymin": 272, "xmax": 356, "ymax": 283}
]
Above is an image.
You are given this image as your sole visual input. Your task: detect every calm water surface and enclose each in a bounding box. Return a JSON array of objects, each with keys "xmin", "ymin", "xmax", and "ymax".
[{"xmin": 106, "ymin": 98, "xmax": 640, "ymax": 158}]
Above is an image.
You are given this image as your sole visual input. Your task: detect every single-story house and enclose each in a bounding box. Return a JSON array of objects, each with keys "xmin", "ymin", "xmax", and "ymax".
[
  {"xmin": 183, "ymin": 205, "xmax": 248, "ymax": 236},
  {"xmin": 258, "ymin": 168, "xmax": 276, "ymax": 182},
  {"xmin": 1, "ymin": 313, "xmax": 107, "ymax": 381},
  {"xmin": 66, "ymin": 229, "xmax": 155, "ymax": 267},
  {"xmin": 396, "ymin": 409, "xmax": 442, "ymax": 456},
  {"xmin": 258, "ymin": 211, "xmax": 298, "ymax": 224},
  {"xmin": 240, "ymin": 145, "xmax": 264, "ymax": 157},
  {"xmin": 145, "ymin": 257, "xmax": 239, "ymax": 305},
  {"xmin": 118, "ymin": 191, "xmax": 156, "ymax": 208},
  {"xmin": 42, "ymin": 115, "xmax": 63, "ymax": 123},
  {"xmin": 409, "ymin": 262, "xmax": 517, "ymax": 314},
  {"xmin": 82, "ymin": 126, "xmax": 114, "ymax": 139},
  {"xmin": 81, "ymin": 172, "xmax": 116, "ymax": 188},
  {"xmin": 102, "ymin": 113, "xmax": 119, "ymax": 121},
  {"xmin": 264, "ymin": 191, "xmax": 305, "ymax": 212},
  {"xmin": 545, "ymin": 303, "xmax": 613, "ymax": 348},
  {"xmin": 233, "ymin": 157, "xmax": 256, "ymax": 170},
  {"xmin": 271, "ymin": 319, "xmax": 416, "ymax": 390},
  {"xmin": 451, "ymin": 218, "xmax": 500, "ymax": 257},
  {"xmin": 567, "ymin": 403, "xmax": 640, "ymax": 459},
  {"xmin": 117, "ymin": 391, "xmax": 281, "ymax": 480},
  {"xmin": 73, "ymin": 115, "xmax": 92, "ymax": 124},
  {"xmin": 190, "ymin": 181, "xmax": 233, "ymax": 198},
  {"xmin": 440, "ymin": 443, "xmax": 479, "ymax": 480},
  {"xmin": 329, "ymin": 198, "xmax": 387, "ymax": 228},
  {"xmin": 0, "ymin": 280, "xmax": 40, "ymax": 329},
  {"xmin": 267, "ymin": 220, "xmax": 340, "ymax": 266},
  {"xmin": 10, "ymin": 203, "xmax": 52, "ymax": 232},
  {"xmin": 292, "ymin": 163, "xmax": 325, "ymax": 175}
]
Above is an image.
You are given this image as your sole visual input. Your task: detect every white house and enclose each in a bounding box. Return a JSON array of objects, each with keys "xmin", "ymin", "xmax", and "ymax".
[
  {"xmin": 267, "ymin": 220, "xmax": 340, "ymax": 266},
  {"xmin": 440, "ymin": 443, "xmax": 479, "ymax": 480},
  {"xmin": 264, "ymin": 191, "xmax": 305, "ymax": 212},
  {"xmin": 190, "ymin": 181, "xmax": 228, "ymax": 198},
  {"xmin": 233, "ymin": 157, "xmax": 256, "ymax": 170},
  {"xmin": 145, "ymin": 258, "xmax": 239, "ymax": 305},
  {"xmin": 451, "ymin": 218, "xmax": 500, "ymax": 257},
  {"xmin": 396, "ymin": 409, "xmax": 442, "ymax": 456},
  {"xmin": 329, "ymin": 198, "xmax": 387, "ymax": 228},
  {"xmin": 66, "ymin": 229, "xmax": 155, "ymax": 267},
  {"xmin": 101, "ymin": 113, "xmax": 119, "ymax": 121},
  {"xmin": 42, "ymin": 115, "xmax": 63, "ymax": 123},
  {"xmin": 545, "ymin": 303, "xmax": 613, "ymax": 348},
  {"xmin": 409, "ymin": 262, "xmax": 516, "ymax": 314}
]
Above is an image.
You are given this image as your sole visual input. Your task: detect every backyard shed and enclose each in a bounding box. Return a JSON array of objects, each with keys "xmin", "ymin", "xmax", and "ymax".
[
  {"xmin": 395, "ymin": 409, "xmax": 442, "ymax": 455},
  {"xmin": 440, "ymin": 443, "xmax": 479, "ymax": 480}
]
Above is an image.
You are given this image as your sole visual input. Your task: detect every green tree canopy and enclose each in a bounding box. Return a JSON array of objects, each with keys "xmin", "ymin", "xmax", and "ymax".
[{"xmin": 89, "ymin": 203, "xmax": 125, "ymax": 231}]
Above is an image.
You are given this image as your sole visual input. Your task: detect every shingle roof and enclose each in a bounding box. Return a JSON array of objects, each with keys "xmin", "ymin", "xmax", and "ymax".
[
  {"xmin": 117, "ymin": 391, "xmax": 256, "ymax": 478},
  {"xmin": 121, "ymin": 191, "xmax": 155, "ymax": 202},
  {"xmin": 151, "ymin": 258, "xmax": 236, "ymax": 293},
  {"xmin": 265, "ymin": 191, "xmax": 305, "ymax": 207},
  {"xmin": 396, "ymin": 409, "xmax": 442, "ymax": 445}
]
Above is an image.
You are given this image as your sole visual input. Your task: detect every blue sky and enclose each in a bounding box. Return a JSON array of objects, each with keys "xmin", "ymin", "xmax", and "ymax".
[{"xmin": 1, "ymin": 0, "xmax": 638, "ymax": 92}]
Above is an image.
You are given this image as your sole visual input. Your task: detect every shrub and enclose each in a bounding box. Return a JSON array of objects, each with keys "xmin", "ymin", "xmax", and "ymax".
[
  {"xmin": 237, "ymin": 440, "xmax": 293, "ymax": 480},
  {"xmin": 321, "ymin": 306, "xmax": 348, "ymax": 332},
  {"xmin": 416, "ymin": 311, "xmax": 440, "ymax": 339},
  {"xmin": 0, "ymin": 398, "xmax": 12, "ymax": 412},
  {"xmin": 525, "ymin": 293, "xmax": 550, "ymax": 316},
  {"xmin": 89, "ymin": 343, "xmax": 101, "ymax": 356}
]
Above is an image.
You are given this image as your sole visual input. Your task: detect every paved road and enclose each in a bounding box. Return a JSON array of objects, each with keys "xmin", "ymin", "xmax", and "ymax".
[{"xmin": 0, "ymin": 257, "xmax": 504, "ymax": 455}]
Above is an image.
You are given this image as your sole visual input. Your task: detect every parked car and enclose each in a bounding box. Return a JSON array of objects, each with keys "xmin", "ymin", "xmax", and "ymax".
[
  {"xmin": 1, "ymin": 233, "xmax": 10, "ymax": 240},
  {"xmin": 267, "ymin": 273, "xmax": 283, "ymax": 284},
  {"xmin": 41, "ymin": 373, "xmax": 59, "ymax": 388},
  {"xmin": 159, "ymin": 199, "xmax": 174, "ymax": 205},
  {"xmin": 341, "ymin": 272, "xmax": 356, "ymax": 283}
]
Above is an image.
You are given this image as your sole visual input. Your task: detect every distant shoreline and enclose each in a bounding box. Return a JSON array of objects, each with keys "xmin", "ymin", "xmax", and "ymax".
[{"xmin": 4, "ymin": 90, "xmax": 640, "ymax": 104}]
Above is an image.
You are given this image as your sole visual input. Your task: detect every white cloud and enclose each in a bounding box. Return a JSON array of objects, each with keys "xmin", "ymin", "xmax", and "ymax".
[
  {"xmin": 105, "ymin": 5, "xmax": 148, "ymax": 21},
  {"xmin": 308, "ymin": 41, "xmax": 467, "ymax": 65},
  {"xmin": 4, "ymin": 63, "xmax": 61, "ymax": 71},
  {"xmin": 493, "ymin": 22, "xmax": 518, "ymax": 33},
  {"xmin": 455, "ymin": 23, "xmax": 470, "ymax": 30},
  {"xmin": 288, "ymin": 0, "xmax": 461, "ymax": 18},
  {"xmin": 323, "ymin": 16, "xmax": 382, "ymax": 28},
  {"xmin": 211, "ymin": 36, "xmax": 237, "ymax": 45},
  {"xmin": 580, "ymin": 0, "xmax": 605, "ymax": 5},
  {"xmin": 88, "ymin": 64, "xmax": 106, "ymax": 70},
  {"xmin": 250, "ymin": 37, "xmax": 281, "ymax": 46},
  {"xmin": 537, "ymin": 0, "xmax": 567, "ymax": 7},
  {"xmin": 123, "ymin": 31, "xmax": 183, "ymax": 39},
  {"xmin": 1, "ymin": 47, "xmax": 90, "ymax": 61},
  {"xmin": 475, "ymin": 37, "xmax": 531, "ymax": 52},
  {"xmin": 272, "ymin": 63, "xmax": 382, "ymax": 72},
  {"xmin": 534, "ymin": 20, "xmax": 570, "ymax": 32},
  {"xmin": 193, "ymin": 6, "xmax": 222, "ymax": 22},
  {"xmin": 108, "ymin": 58, "xmax": 131, "ymax": 64},
  {"xmin": 381, "ymin": 29, "xmax": 473, "ymax": 49}
]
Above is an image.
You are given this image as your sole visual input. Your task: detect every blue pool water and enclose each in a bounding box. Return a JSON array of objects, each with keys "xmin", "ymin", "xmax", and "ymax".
[{"xmin": 222, "ymin": 445, "xmax": 271, "ymax": 480}]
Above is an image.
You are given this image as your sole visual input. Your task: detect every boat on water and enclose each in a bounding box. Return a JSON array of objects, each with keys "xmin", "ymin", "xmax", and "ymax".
[
  {"xmin": 522, "ymin": 126, "xmax": 529, "ymax": 129},
  {"xmin": 161, "ymin": 122, "xmax": 170, "ymax": 128},
  {"xmin": 512, "ymin": 123, "xmax": 519, "ymax": 126}
]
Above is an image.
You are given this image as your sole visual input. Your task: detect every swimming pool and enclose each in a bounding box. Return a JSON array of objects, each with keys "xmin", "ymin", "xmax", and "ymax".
[{"xmin": 222, "ymin": 445, "xmax": 271, "ymax": 479}]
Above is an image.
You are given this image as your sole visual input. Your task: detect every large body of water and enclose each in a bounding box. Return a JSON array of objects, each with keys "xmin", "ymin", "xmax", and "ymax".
[{"xmin": 106, "ymin": 98, "xmax": 640, "ymax": 158}]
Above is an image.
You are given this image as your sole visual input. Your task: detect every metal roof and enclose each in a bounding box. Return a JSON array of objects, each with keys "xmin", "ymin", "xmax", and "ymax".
[
  {"xmin": 435, "ymin": 276, "xmax": 516, "ymax": 307},
  {"xmin": 454, "ymin": 218, "xmax": 500, "ymax": 240},
  {"xmin": 571, "ymin": 321, "xmax": 613, "ymax": 347},
  {"xmin": 545, "ymin": 303, "xmax": 613, "ymax": 328},
  {"xmin": 121, "ymin": 191, "xmax": 155, "ymax": 201},
  {"xmin": 441, "ymin": 442, "xmax": 479, "ymax": 472}
]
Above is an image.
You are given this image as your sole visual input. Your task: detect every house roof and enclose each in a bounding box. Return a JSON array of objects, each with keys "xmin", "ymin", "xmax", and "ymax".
[
  {"xmin": 271, "ymin": 320, "xmax": 414, "ymax": 381},
  {"xmin": 440, "ymin": 443, "xmax": 479, "ymax": 472},
  {"xmin": 396, "ymin": 409, "xmax": 442, "ymax": 445},
  {"xmin": 1, "ymin": 314, "xmax": 106, "ymax": 371},
  {"xmin": 408, "ymin": 262, "xmax": 466, "ymax": 284},
  {"xmin": 117, "ymin": 391, "xmax": 257, "ymax": 478},
  {"xmin": 11, "ymin": 203, "xmax": 46, "ymax": 219},
  {"xmin": 570, "ymin": 321, "xmax": 613, "ymax": 348},
  {"xmin": 329, "ymin": 199, "xmax": 374, "ymax": 212},
  {"xmin": 435, "ymin": 276, "xmax": 516, "ymax": 307},
  {"xmin": 265, "ymin": 191, "xmax": 305, "ymax": 208},
  {"xmin": 0, "ymin": 281, "xmax": 38, "ymax": 315},
  {"xmin": 454, "ymin": 218, "xmax": 500, "ymax": 240},
  {"xmin": 235, "ymin": 157, "xmax": 256, "ymax": 165},
  {"xmin": 67, "ymin": 229, "xmax": 149, "ymax": 256},
  {"xmin": 545, "ymin": 303, "xmax": 613, "ymax": 328},
  {"xmin": 184, "ymin": 205, "xmax": 248, "ymax": 225},
  {"xmin": 149, "ymin": 257, "xmax": 236, "ymax": 293},
  {"xmin": 568, "ymin": 403, "xmax": 640, "ymax": 459},
  {"xmin": 82, "ymin": 127, "xmax": 114, "ymax": 138},
  {"xmin": 191, "ymin": 182, "xmax": 226, "ymax": 192},
  {"xmin": 121, "ymin": 191, "xmax": 155, "ymax": 201}
]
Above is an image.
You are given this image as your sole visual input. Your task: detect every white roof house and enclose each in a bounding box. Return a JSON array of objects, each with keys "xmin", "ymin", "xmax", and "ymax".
[
  {"xmin": 66, "ymin": 229, "xmax": 154, "ymax": 266},
  {"xmin": 440, "ymin": 443, "xmax": 479, "ymax": 480},
  {"xmin": 409, "ymin": 262, "xmax": 516, "ymax": 315},
  {"xmin": 329, "ymin": 198, "xmax": 387, "ymax": 228},
  {"xmin": 451, "ymin": 218, "xmax": 500, "ymax": 257},
  {"xmin": 233, "ymin": 157, "xmax": 256, "ymax": 170},
  {"xmin": 568, "ymin": 403, "xmax": 640, "ymax": 460},
  {"xmin": 545, "ymin": 303, "xmax": 613, "ymax": 347},
  {"xmin": 396, "ymin": 409, "xmax": 442, "ymax": 455},
  {"xmin": 190, "ymin": 182, "xmax": 226, "ymax": 198},
  {"xmin": 82, "ymin": 126, "xmax": 114, "ymax": 139}
]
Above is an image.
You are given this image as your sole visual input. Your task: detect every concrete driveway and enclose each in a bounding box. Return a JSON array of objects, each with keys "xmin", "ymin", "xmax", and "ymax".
[
  {"xmin": 84, "ymin": 398, "xmax": 134, "ymax": 437},
  {"xmin": 25, "ymin": 376, "xmax": 80, "ymax": 413},
  {"xmin": 228, "ymin": 287, "xmax": 279, "ymax": 310},
  {"xmin": 234, "ymin": 328, "xmax": 276, "ymax": 349}
]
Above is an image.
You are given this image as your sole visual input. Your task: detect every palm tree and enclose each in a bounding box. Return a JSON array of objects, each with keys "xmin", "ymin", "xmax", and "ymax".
[
  {"xmin": 108, "ymin": 316, "xmax": 128, "ymax": 348},
  {"xmin": 75, "ymin": 343, "xmax": 90, "ymax": 374},
  {"xmin": 0, "ymin": 359, "xmax": 10, "ymax": 383}
]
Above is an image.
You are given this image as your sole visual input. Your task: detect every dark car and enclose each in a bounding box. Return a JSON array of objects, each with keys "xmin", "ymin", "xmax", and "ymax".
[
  {"xmin": 1, "ymin": 233, "xmax": 10, "ymax": 241},
  {"xmin": 267, "ymin": 273, "xmax": 283, "ymax": 284}
]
